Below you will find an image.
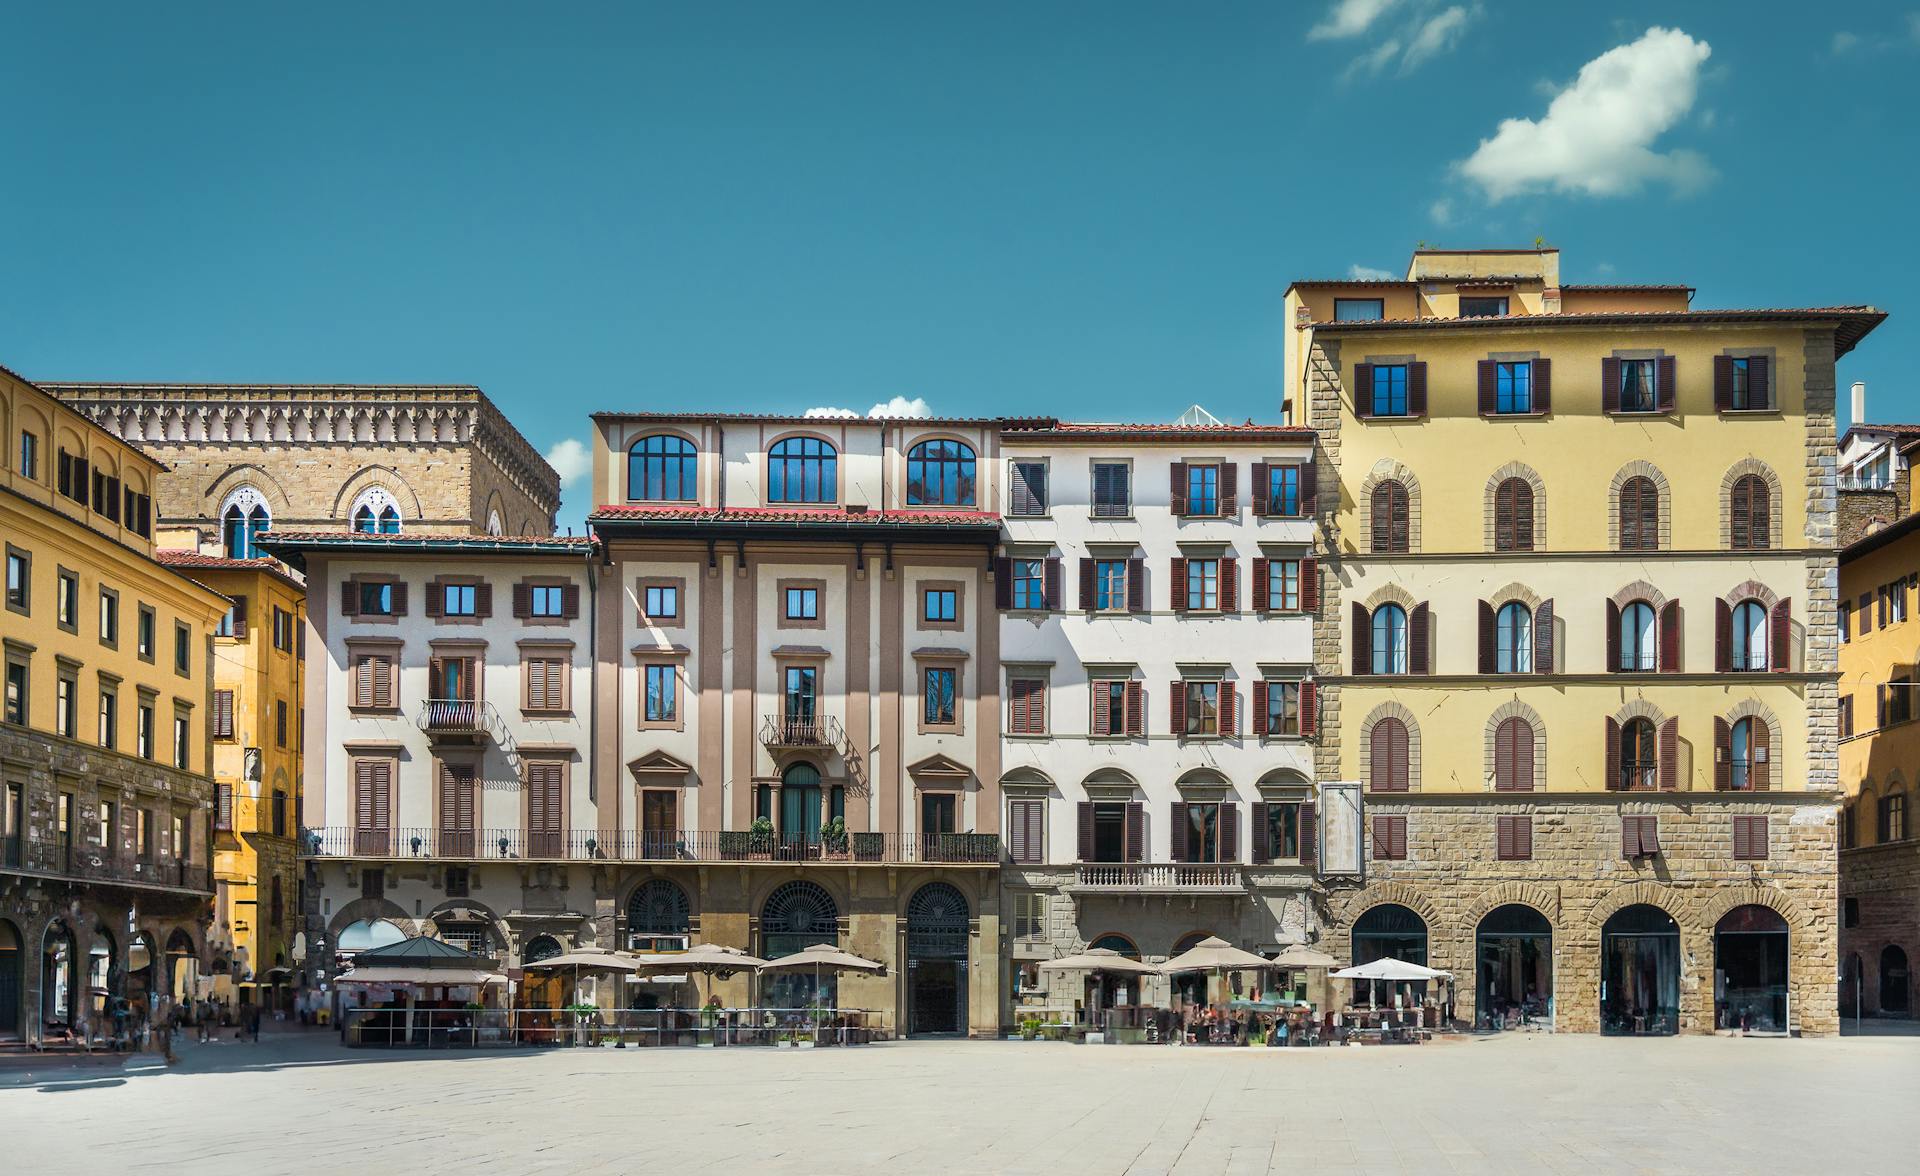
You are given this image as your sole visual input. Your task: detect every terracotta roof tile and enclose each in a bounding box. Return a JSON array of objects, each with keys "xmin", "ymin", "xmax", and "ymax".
[
  {"xmin": 1309, "ymin": 305, "xmax": 1886, "ymax": 357},
  {"xmin": 588, "ymin": 505, "xmax": 1000, "ymax": 526}
]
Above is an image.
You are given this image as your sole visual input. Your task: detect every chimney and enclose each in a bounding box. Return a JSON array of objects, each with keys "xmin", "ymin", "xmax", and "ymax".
[{"xmin": 1853, "ymin": 381, "xmax": 1867, "ymax": 427}]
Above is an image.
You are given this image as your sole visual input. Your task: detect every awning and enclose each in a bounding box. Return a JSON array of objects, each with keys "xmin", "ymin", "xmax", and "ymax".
[
  {"xmin": 1330, "ymin": 957, "xmax": 1451, "ymax": 982},
  {"xmin": 338, "ymin": 966, "xmax": 506, "ymax": 986}
]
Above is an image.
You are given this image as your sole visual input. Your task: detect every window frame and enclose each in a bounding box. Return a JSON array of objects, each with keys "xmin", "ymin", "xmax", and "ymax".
[
  {"xmin": 1090, "ymin": 460, "xmax": 1132, "ymax": 518},
  {"xmin": 921, "ymin": 663, "xmax": 961, "ymax": 731},
  {"xmin": 1460, "ymin": 295, "xmax": 1510, "ymax": 318},
  {"xmin": 1010, "ymin": 559, "xmax": 1047, "ymax": 611},
  {"xmin": 627, "ymin": 433, "xmax": 700, "ymax": 503},
  {"xmin": 3, "ymin": 546, "xmax": 28, "ymax": 616},
  {"xmin": 1371, "ymin": 604, "xmax": 1408, "ymax": 675},
  {"xmin": 904, "ymin": 438, "xmax": 978, "ymax": 508},
  {"xmin": 641, "ymin": 661, "xmax": 680, "ymax": 728},
  {"xmin": 1008, "ymin": 459, "xmax": 1049, "ymax": 517},
  {"xmin": 1617, "ymin": 358, "xmax": 1659, "ymax": 414},
  {"xmin": 1184, "ymin": 463, "xmax": 1222, "ymax": 517},
  {"xmin": 1184, "ymin": 557, "xmax": 1220, "ymax": 612},
  {"xmin": 1495, "ymin": 360, "xmax": 1532, "ymax": 413},
  {"xmin": 1495, "ymin": 601, "xmax": 1534, "ymax": 674},
  {"xmin": 766, "ymin": 435, "xmax": 839, "ymax": 505},
  {"xmin": 1370, "ymin": 364, "xmax": 1410, "ymax": 417},
  {"xmin": 1332, "ymin": 298, "xmax": 1385, "ymax": 322}
]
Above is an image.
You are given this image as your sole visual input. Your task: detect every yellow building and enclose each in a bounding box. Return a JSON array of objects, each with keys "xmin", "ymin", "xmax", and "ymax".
[
  {"xmin": 1285, "ymin": 247, "xmax": 1882, "ymax": 1036},
  {"xmin": 0, "ymin": 363, "xmax": 229, "ymax": 1045},
  {"xmin": 1836, "ymin": 488, "xmax": 1920, "ymax": 1019},
  {"xmin": 156, "ymin": 550, "xmax": 306, "ymax": 1011}
]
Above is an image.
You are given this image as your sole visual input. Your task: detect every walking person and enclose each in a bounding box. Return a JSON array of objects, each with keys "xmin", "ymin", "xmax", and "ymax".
[{"xmin": 247, "ymin": 1003, "xmax": 263, "ymax": 1043}]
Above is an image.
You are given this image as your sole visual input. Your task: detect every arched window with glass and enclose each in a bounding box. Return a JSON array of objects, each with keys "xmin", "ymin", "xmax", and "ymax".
[
  {"xmin": 628, "ymin": 434, "xmax": 699, "ymax": 502},
  {"xmin": 1617, "ymin": 717, "xmax": 1658, "ymax": 791},
  {"xmin": 1617, "ymin": 601, "xmax": 1657, "ymax": 671},
  {"xmin": 1727, "ymin": 716, "xmax": 1769, "ymax": 791},
  {"xmin": 220, "ymin": 488, "xmax": 271, "ymax": 559},
  {"xmin": 768, "ymin": 436, "xmax": 838, "ymax": 504},
  {"xmin": 1730, "ymin": 599, "xmax": 1768, "ymax": 672},
  {"xmin": 1496, "ymin": 602, "xmax": 1533, "ymax": 673},
  {"xmin": 905, "ymin": 439, "xmax": 976, "ymax": 506},
  {"xmin": 1371, "ymin": 604, "xmax": 1408, "ymax": 675},
  {"xmin": 349, "ymin": 487, "xmax": 402, "ymax": 534}
]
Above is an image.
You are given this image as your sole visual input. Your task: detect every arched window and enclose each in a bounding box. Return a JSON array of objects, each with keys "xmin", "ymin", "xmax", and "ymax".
[
  {"xmin": 768, "ymin": 437, "xmax": 838, "ymax": 504},
  {"xmin": 219, "ymin": 487, "xmax": 271, "ymax": 559},
  {"xmin": 1494, "ymin": 716, "xmax": 1534, "ymax": 791},
  {"xmin": 1496, "ymin": 602, "xmax": 1533, "ymax": 673},
  {"xmin": 627, "ymin": 434, "xmax": 698, "ymax": 502},
  {"xmin": 349, "ymin": 487, "xmax": 402, "ymax": 534},
  {"xmin": 1370, "ymin": 717, "xmax": 1409, "ymax": 792},
  {"xmin": 1729, "ymin": 474, "xmax": 1770, "ymax": 550},
  {"xmin": 1088, "ymin": 933, "xmax": 1140, "ymax": 959},
  {"xmin": 1618, "ymin": 717, "xmax": 1657, "ymax": 791},
  {"xmin": 1730, "ymin": 600, "xmax": 1768, "ymax": 672},
  {"xmin": 905, "ymin": 439, "xmax": 976, "ymax": 506},
  {"xmin": 1371, "ymin": 604, "xmax": 1408, "ymax": 675},
  {"xmin": 1619, "ymin": 475, "xmax": 1659, "ymax": 551},
  {"xmin": 627, "ymin": 879, "xmax": 692, "ymax": 937},
  {"xmin": 761, "ymin": 879, "xmax": 839, "ymax": 958},
  {"xmin": 779, "ymin": 762, "xmax": 826, "ymax": 844},
  {"xmin": 1493, "ymin": 477, "xmax": 1534, "ymax": 552},
  {"xmin": 1728, "ymin": 716, "xmax": 1768, "ymax": 791},
  {"xmin": 523, "ymin": 935, "xmax": 563, "ymax": 964},
  {"xmin": 1618, "ymin": 601, "xmax": 1656, "ymax": 672},
  {"xmin": 1371, "ymin": 480, "xmax": 1410, "ymax": 553}
]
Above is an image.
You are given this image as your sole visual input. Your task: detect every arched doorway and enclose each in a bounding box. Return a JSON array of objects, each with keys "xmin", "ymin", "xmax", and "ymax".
[
  {"xmin": 906, "ymin": 883, "xmax": 969, "ymax": 1036},
  {"xmin": 1840, "ymin": 952, "xmax": 1864, "ymax": 1020},
  {"xmin": 1601, "ymin": 904, "xmax": 1680, "ymax": 1035},
  {"xmin": 779, "ymin": 763, "xmax": 825, "ymax": 849},
  {"xmin": 1169, "ymin": 932, "xmax": 1213, "ymax": 1008},
  {"xmin": 1351, "ymin": 904, "xmax": 1429, "ymax": 1008},
  {"xmin": 0, "ymin": 920, "xmax": 22, "ymax": 1040},
  {"xmin": 88, "ymin": 923, "xmax": 118, "ymax": 1022},
  {"xmin": 165, "ymin": 929, "xmax": 199, "ymax": 1004},
  {"xmin": 1476, "ymin": 905, "xmax": 1552, "ymax": 1029},
  {"xmin": 126, "ymin": 934, "xmax": 155, "ymax": 1024},
  {"xmin": 761, "ymin": 881, "xmax": 838, "ymax": 1008},
  {"xmin": 1085, "ymin": 934, "xmax": 1141, "ymax": 1015},
  {"xmin": 1881, "ymin": 945, "xmax": 1911, "ymax": 1015},
  {"xmin": 336, "ymin": 919, "xmax": 405, "ymax": 953},
  {"xmin": 1715, "ymin": 905, "xmax": 1788, "ymax": 1032},
  {"xmin": 626, "ymin": 879, "xmax": 692, "ymax": 950},
  {"xmin": 42, "ymin": 920, "xmax": 78, "ymax": 1031}
]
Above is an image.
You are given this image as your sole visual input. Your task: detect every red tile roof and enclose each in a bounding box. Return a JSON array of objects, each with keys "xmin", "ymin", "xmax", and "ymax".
[
  {"xmin": 1560, "ymin": 284, "xmax": 1694, "ymax": 293},
  {"xmin": 1309, "ymin": 306, "xmax": 1886, "ymax": 357},
  {"xmin": 155, "ymin": 549, "xmax": 306, "ymax": 590},
  {"xmin": 256, "ymin": 531, "xmax": 595, "ymax": 555},
  {"xmin": 1002, "ymin": 422, "xmax": 1312, "ymax": 443},
  {"xmin": 588, "ymin": 505, "xmax": 1001, "ymax": 526}
]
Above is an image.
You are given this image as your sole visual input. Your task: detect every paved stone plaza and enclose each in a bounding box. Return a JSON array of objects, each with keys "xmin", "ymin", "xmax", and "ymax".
[{"xmin": 4, "ymin": 1027, "xmax": 1911, "ymax": 1174}]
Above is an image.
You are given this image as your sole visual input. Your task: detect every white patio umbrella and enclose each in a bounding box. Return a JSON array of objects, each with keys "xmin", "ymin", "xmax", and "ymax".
[
  {"xmin": 1038, "ymin": 947, "xmax": 1160, "ymax": 976},
  {"xmin": 1330, "ymin": 956, "xmax": 1452, "ymax": 1012},
  {"xmin": 758, "ymin": 942, "xmax": 885, "ymax": 1023},
  {"xmin": 632, "ymin": 944, "xmax": 768, "ymax": 1007},
  {"xmin": 1270, "ymin": 945, "xmax": 1340, "ymax": 970},
  {"xmin": 1158, "ymin": 936, "xmax": 1274, "ymax": 1011},
  {"xmin": 520, "ymin": 948, "xmax": 642, "ymax": 1005}
]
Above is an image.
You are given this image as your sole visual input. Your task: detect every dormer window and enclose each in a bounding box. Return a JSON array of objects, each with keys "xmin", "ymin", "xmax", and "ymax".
[
  {"xmin": 1460, "ymin": 296, "xmax": 1509, "ymax": 317},
  {"xmin": 628, "ymin": 435, "xmax": 699, "ymax": 502}
]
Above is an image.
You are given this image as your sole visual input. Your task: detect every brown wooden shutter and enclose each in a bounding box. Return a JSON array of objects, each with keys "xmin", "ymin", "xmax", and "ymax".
[
  {"xmin": 372, "ymin": 654, "xmax": 394, "ymax": 709},
  {"xmin": 1008, "ymin": 681, "xmax": 1027, "ymax": 734},
  {"xmin": 425, "ymin": 580, "xmax": 443, "ymax": 618},
  {"xmin": 1352, "ymin": 602, "xmax": 1370, "ymax": 675},
  {"xmin": 391, "ymin": 581, "xmax": 408, "ymax": 616},
  {"xmin": 1219, "ymin": 557, "xmax": 1237, "ymax": 613},
  {"xmin": 1124, "ymin": 802, "xmax": 1145, "ymax": 862},
  {"xmin": 1353, "ymin": 363, "xmax": 1374, "ymax": 416},
  {"xmin": 1478, "ymin": 600, "xmax": 1496, "ymax": 674},
  {"xmin": 1533, "ymin": 358, "xmax": 1551, "ymax": 412},
  {"xmin": 1251, "ymin": 558, "xmax": 1270, "ymax": 614},
  {"xmin": 1407, "ymin": 362, "xmax": 1427, "ymax": 416},
  {"xmin": 1250, "ymin": 801, "xmax": 1270, "ymax": 864},
  {"xmin": 1169, "ymin": 681, "xmax": 1185, "ymax": 737},
  {"xmin": 1076, "ymin": 802, "xmax": 1095, "ymax": 861},
  {"xmin": 513, "ymin": 582, "xmax": 532, "ymax": 619},
  {"xmin": 1656, "ymin": 355, "xmax": 1676, "ymax": 412},
  {"xmin": 1731, "ymin": 477, "xmax": 1751, "ymax": 549},
  {"xmin": 1477, "ymin": 359, "xmax": 1498, "ymax": 415},
  {"xmin": 1658, "ymin": 717, "xmax": 1679, "ymax": 790},
  {"xmin": 1300, "ymin": 557, "xmax": 1318, "ymax": 612},
  {"xmin": 1511, "ymin": 480, "xmax": 1533, "ymax": 550},
  {"xmin": 1008, "ymin": 799, "xmax": 1030, "ymax": 863},
  {"xmin": 1605, "ymin": 716, "xmax": 1621, "ymax": 791},
  {"xmin": 1043, "ymin": 558, "xmax": 1062, "ymax": 612},
  {"xmin": 1713, "ymin": 355, "xmax": 1733, "ymax": 411},
  {"xmin": 1752, "ymin": 721, "xmax": 1771, "ymax": 789},
  {"xmin": 1170, "ymin": 557, "xmax": 1188, "ymax": 612},
  {"xmin": 1219, "ymin": 802, "xmax": 1239, "ymax": 863},
  {"xmin": 1601, "ymin": 357, "xmax": 1621, "ymax": 413},
  {"xmin": 353, "ymin": 655, "xmax": 372, "ymax": 708},
  {"xmin": 1714, "ymin": 716, "xmax": 1731, "ymax": 790},
  {"xmin": 1300, "ymin": 463, "xmax": 1317, "ymax": 515},
  {"xmin": 1749, "ymin": 478, "xmax": 1770, "ymax": 550},
  {"xmin": 1769, "ymin": 598, "xmax": 1791, "ymax": 672},
  {"xmin": 1534, "ymin": 599, "xmax": 1554, "ymax": 673},
  {"xmin": 1299, "ymin": 680, "xmax": 1317, "ymax": 737},
  {"xmin": 1169, "ymin": 462, "xmax": 1188, "ymax": 516},
  {"xmin": 1409, "ymin": 602, "xmax": 1430, "ymax": 675},
  {"xmin": 1250, "ymin": 462, "xmax": 1269, "ymax": 515},
  {"xmin": 1715, "ymin": 598, "xmax": 1732, "ymax": 672},
  {"xmin": 1497, "ymin": 815, "xmax": 1514, "ymax": 861},
  {"xmin": 216, "ymin": 783, "xmax": 234, "ymax": 830},
  {"xmin": 1091, "ymin": 681, "xmax": 1111, "ymax": 736},
  {"xmin": 1605, "ymin": 599, "xmax": 1622, "ymax": 671},
  {"xmin": 1749, "ymin": 355, "xmax": 1770, "ymax": 408},
  {"xmin": 1220, "ymin": 463, "xmax": 1238, "ymax": 515},
  {"xmin": 1731, "ymin": 814, "xmax": 1749, "ymax": 861},
  {"xmin": 1078, "ymin": 558, "xmax": 1096, "ymax": 611},
  {"xmin": 1028, "ymin": 679, "xmax": 1046, "ymax": 733},
  {"xmin": 561, "ymin": 584, "xmax": 581, "ymax": 619},
  {"xmin": 475, "ymin": 582, "xmax": 493, "ymax": 618},
  {"xmin": 340, "ymin": 580, "xmax": 359, "ymax": 617},
  {"xmin": 1024, "ymin": 800, "xmax": 1045, "ymax": 864},
  {"xmin": 1515, "ymin": 816, "xmax": 1532, "ymax": 860},
  {"xmin": 993, "ymin": 558, "xmax": 1012, "ymax": 610},
  {"xmin": 1219, "ymin": 683, "xmax": 1236, "ymax": 735},
  {"xmin": 1372, "ymin": 719, "xmax": 1408, "ymax": 792},
  {"xmin": 1659, "ymin": 600, "xmax": 1681, "ymax": 673},
  {"xmin": 1251, "ymin": 680, "xmax": 1268, "ymax": 737},
  {"xmin": 229, "ymin": 596, "xmax": 249, "ymax": 640},
  {"xmin": 1126, "ymin": 558, "xmax": 1145, "ymax": 612},
  {"xmin": 1124, "ymin": 680, "xmax": 1143, "ymax": 735},
  {"xmin": 1621, "ymin": 816, "xmax": 1637, "ymax": 858},
  {"xmin": 1169, "ymin": 801, "xmax": 1190, "ymax": 862},
  {"xmin": 1299, "ymin": 802, "xmax": 1316, "ymax": 865}
]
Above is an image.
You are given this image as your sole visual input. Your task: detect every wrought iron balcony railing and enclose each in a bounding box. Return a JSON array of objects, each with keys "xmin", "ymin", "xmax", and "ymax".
[
  {"xmin": 758, "ymin": 713, "xmax": 845, "ymax": 750},
  {"xmin": 302, "ymin": 826, "xmax": 1001, "ymax": 866},
  {"xmin": 417, "ymin": 698, "xmax": 498, "ymax": 737}
]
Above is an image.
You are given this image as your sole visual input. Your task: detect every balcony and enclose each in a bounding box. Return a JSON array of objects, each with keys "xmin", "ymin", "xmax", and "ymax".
[
  {"xmin": 1069, "ymin": 863, "xmax": 1248, "ymax": 894},
  {"xmin": 4, "ymin": 843, "xmax": 215, "ymax": 894},
  {"xmin": 417, "ymin": 698, "xmax": 499, "ymax": 741},
  {"xmin": 302, "ymin": 826, "xmax": 1001, "ymax": 866},
  {"xmin": 759, "ymin": 713, "xmax": 846, "ymax": 751}
]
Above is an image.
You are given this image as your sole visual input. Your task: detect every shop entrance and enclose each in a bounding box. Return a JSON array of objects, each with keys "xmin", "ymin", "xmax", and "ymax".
[
  {"xmin": 906, "ymin": 883, "xmax": 968, "ymax": 1035},
  {"xmin": 1351, "ymin": 904, "xmax": 1428, "ymax": 1008},
  {"xmin": 761, "ymin": 880, "xmax": 839, "ymax": 1009},
  {"xmin": 1475, "ymin": 905, "xmax": 1552, "ymax": 1029},
  {"xmin": 0, "ymin": 920, "xmax": 20, "ymax": 1039},
  {"xmin": 1601, "ymin": 903, "xmax": 1679, "ymax": 1036},
  {"xmin": 1881, "ymin": 946, "xmax": 1911, "ymax": 1015},
  {"xmin": 41, "ymin": 919, "xmax": 78, "ymax": 1033},
  {"xmin": 1715, "ymin": 905, "xmax": 1788, "ymax": 1032}
]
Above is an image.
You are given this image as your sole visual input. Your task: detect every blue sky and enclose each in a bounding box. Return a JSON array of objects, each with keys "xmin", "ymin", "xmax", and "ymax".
[{"xmin": 2, "ymin": 2, "xmax": 1914, "ymax": 528}]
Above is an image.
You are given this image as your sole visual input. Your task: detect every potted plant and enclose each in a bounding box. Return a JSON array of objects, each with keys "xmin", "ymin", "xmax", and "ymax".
[
  {"xmin": 822, "ymin": 817, "xmax": 849, "ymax": 859},
  {"xmin": 749, "ymin": 817, "xmax": 775, "ymax": 859},
  {"xmin": 1019, "ymin": 1017, "xmax": 1041, "ymax": 1041}
]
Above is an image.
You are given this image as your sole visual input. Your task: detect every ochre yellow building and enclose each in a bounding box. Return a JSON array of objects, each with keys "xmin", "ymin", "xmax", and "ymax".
[
  {"xmin": 1, "ymin": 363, "xmax": 228, "ymax": 1045},
  {"xmin": 1285, "ymin": 247, "xmax": 1882, "ymax": 1036}
]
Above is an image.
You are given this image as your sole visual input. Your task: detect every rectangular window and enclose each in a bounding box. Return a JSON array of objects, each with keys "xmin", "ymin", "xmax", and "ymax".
[
  {"xmin": 1496, "ymin": 814, "xmax": 1532, "ymax": 861},
  {"xmin": 4, "ymin": 659, "xmax": 25, "ymax": 725},
  {"xmin": 1185, "ymin": 558, "xmax": 1219, "ymax": 610},
  {"xmin": 1893, "ymin": 583, "xmax": 1909, "ymax": 625},
  {"xmin": 1009, "ymin": 461, "xmax": 1048, "ymax": 516},
  {"xmin": 4, "ymin": 549, "xmax": 27, "ymax": 613},
  {"xmin": 1372, "ymin": 814, "xmax": 1407, "ymax": 860},
  {"xmin": 1008, "ymin": 800, "xmax": 1045, "ymax": 865},
  {"xmin": 361, "ymin": 867, "xmax": 385, "ymax": 900},
  {"xmin": 275, "ymin": 700, "xmax": 288, "ymax": 748},
  {"xmin": 1727, "ymin": 357, "xmax": 1759, "ymax": 411},
  {"xmin": 56, "ymin": 674, "xmax": 76, "ymax": 738},
  {"xmin": 137, "ymin": 606, "xmax": 156, "ymax": 660},
  {"xmin": 137, "ymin": 702, "xmax": 154, "ymax": 759},
  {"xmin": 99, "ymin": 688, "xmax": 117, "ymax": 749},
  {"xmin": 216, "ymin": 605, "xmax": 236, "ymax": 638},
  {"xmin": 1266, "ymin": 559, "xmax": 1301, "ymax": 612},
  {"xmin": 1264, "ymin": 680, "xmax": 1299, "ymax": 737},
  {"xmin": 1091, "ymin": 679, "xmax": 1128, "ymax": 736},
  {"xmin": 1496, "ymin": 361, "xmax": 1532, "ymax": 413},
  {"xmin": 643, "ymin": 664, "xmax": 677, "ymax": 722},
  {"xmin": 530, "ymin": 585, "xmax": 565, "ymax": 617},
  {"xmin": 783, "ymin": 666, "xmax": 817, "ymax": 722},
  {"xmin": 57, "ymin": 570, "xmax": 78, "ymax": 631},
  {"xmin": 351, "ymin": 653, "xmax": 395, "ymax": 710},
  {"xmin": 1840, "ymin": 696, "xmax": 1854, "ymax": 739},
  {"xmin": 357, "ymin": 582, "xmax": 395, "ymax": 616},
  {"xmin": 273, "ymin": 607, "xmax": 293, "ymax": 652},
  {"xmin": 1183, "ymin": 681, "xmax": 1219, "ymax": 737},
  {"xmin": 1008, "ymin": 677, "xmax": 1046, "ymax": 735},
  {"xmin": 441, "ymin": 583, "xmax": 477, "ymax": 616},
  {"xmin": 136, "ymin": 809, "xmax": 153, "ymax": 858},
  {"xmin": 923, "ymin": 667, "xmax": 957, "ymax": 726},
  {"xmin": 444, "ymin": 865, "xmax": 470, "ymax": 898},
  {"xmin": 1181, "ymin": 802, "xmax": 1222, "ymax": 862},
  {"xmin": 1460, "ymin": 296, "xmax": 1509, "ymax": 318},
  {"xmin": 1333, "ymin": 298, "xmax": 1385, "ymax": 322},
  {"xmin": 174, "ymin": 624, "xmax": 190, "ymax": 674},
  {"xmin": 1732, "ymin": 815, "xmax": 1769, "ymax": 861},
  {"xmin": 785, "ymin": 586, "xmax": 819, "ymax": 620},
  {"xmin": 1091, "ymin": 462, "xmax": 1131, "ymax": 517},
  {"xmin": 1263, "ymin": 802, "xmax": 1300, "ymax": 861},
  {"xmin": 1094, "ymin": 560, "xmax": 1128, "ymax": 611},
  {"xmin": 1012, "ymin": 890, "xmax": 1046, "ymax": 936},
  {"xmin": 526, "ymin": 656, "xmax": 567, "ymax": 712},
  {"xmin": 923, "ymin": 588, "xmax": 957, "ymax": 623},
  {"xmin": 642, "ymin": 584, "xmax": 678, "ymax": 621},
  {"xmin": 1622, "ymin": 815, "xmax": 1661, "ymax": 858},
  {"xmin": 1185, "ymin": 464, "xmax": 1220, "ymax": 516},
  {"xmin": 173, "ymin": 715, "xmax": 190, "ymax": 769},
  {"xmin": 1840, "ymin": 603, "xmax": 1852, "ymax": 643},
  {"xmin": 1011, "ymin": 559, "xmax": 1046, "ymax": 610},
  {"xmin": 1267, "ymin": 465, "xmax": 1301, "ymax": 516},
  {"xmin": 1370, "ymin": 364, "xmax": 1410, "ymax": 417},
  {"xmin": 212, "ymin": 689, "xmax": 235, "ymax": 739},
  {"xmin": 1618, "ymin": 359, "xmax": 1658, "ymax": 412},
  {"xmin": 18, "ymin": 431, "xmax": 37, "ymax": 479},
  {"xmin": 98, "ymin": 799, "xmax": 115, "ymax": 849}
]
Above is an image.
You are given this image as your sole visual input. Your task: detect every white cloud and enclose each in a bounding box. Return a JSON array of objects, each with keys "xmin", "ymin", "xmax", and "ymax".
[
  {"xmin": 1309, "ymin": 0, "xmax": 1399, "ymax": 41},
  {"xmin": 543, "ymin": 437, "xmax": 591, "ymax": 487},
  {"xmin": 1831, "ymin": 30, "xmax": 1861, "ymax": 54},
  {"xmin": 1428, "ymin": 197, "xmax": 1455, "ymax": 225},
  {"xmin": 1345, "ymin": 38, "xmax": 1402, "ymax": 77},
  {"xmin": 1402, "ymin": 5, "xmax": 1474, "ymax": 70},
  {"xmin": 803, "ymin": 396, "xmax": 935, "ymax": 420},
  {"xmin": 1347, "ymin": 264, "xmax": 1396, "ymax": 281},
  {"xmin": 1456, "ymin": 27, "xmax": 1715, "ymax": 202},
  {"xmin": 1911, "ymin": 12, "xmax": 1920, "ymax": 42}
]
